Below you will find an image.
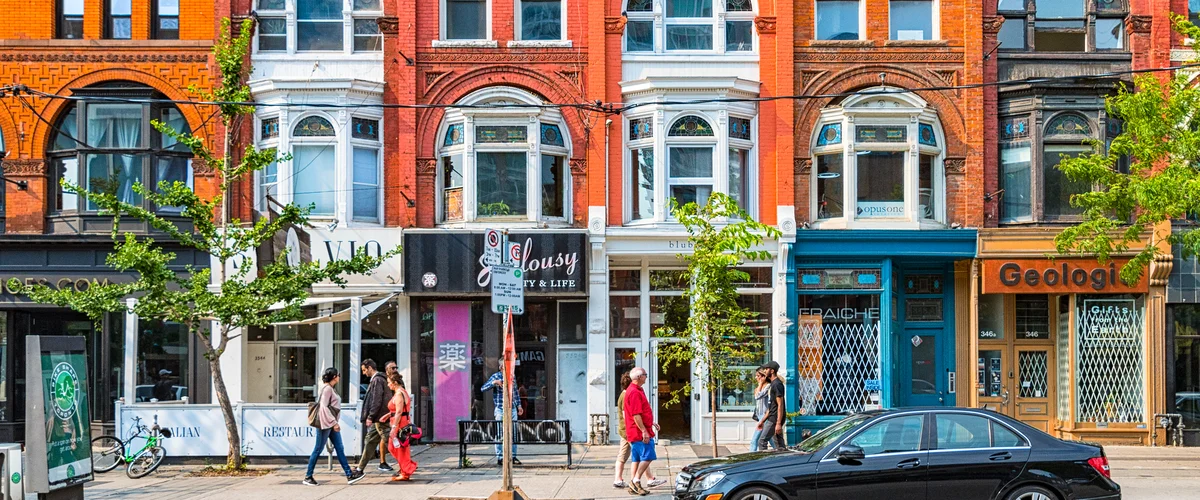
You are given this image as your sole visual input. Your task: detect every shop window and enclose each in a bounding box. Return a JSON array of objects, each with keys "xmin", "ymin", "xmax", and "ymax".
[
  {"xmin": 1014, "ymin": 294, "xmax": 1050, "ymax": 339},
  {"xmin": 1171, "ymin": 304, "xmax": 1200, "ymax": 429},
  {"xmin": 890, "ymin": 0, "xmax": 934, "ymax": 40},
  {"xmin": 108, "ymin": 0, "xmax": 132, "ymax": 39},
  {"xmin": 623, "ymin": 0, "xmax": 754, "ymax": 53},
  {"xmin": 436, "ymin": 88, "xmax": 571, "ymax": 223},
  {"xmin": 417, "ymin": 302, "xmax": 487, "ymax": 441},
  {"xmin": 518, "ymin": 0, "xmax": 563, "ymax": 41},
  {"xmin": 136, "ymin": 319, "xmax": 190, "ymax": 403},
  {"xmin": 978, "ymin": 294, "xmax": 1005, "ymax": 340},
  {"xmin": 154, "ymin": 0, "xmax": 180, "ymax": 39},
  {"xmin": 446, "ymin": 0, "xmax": 487, "ymax": 40},
  {"xmin": 715, "ymin": 294, "xmax": 771, "ymax": 411},
  {"xmin": 797, "ymin": 294, "xmax": 882, "ymax": 415},
  {"xmin": 609, "ymin": 295, "xmax": 642, "ymax": 338},
  {"xmin": 809, "ymin": 89, "xmax": 944, "ymax": 228},
  {"xmin": 48, "ymin": 87, "xmax": 194, "ymax": 217},
  {"xmin": 59, "ymin": 0, "xmax": 85, "ymax": 39},
  {"xmin": 816, "ymin": 0, "xmax": 860, "ymax": 40},
  {"xmin": 998, "ymin": 0, "xmax": 1127, "ymax": 52},
  {"xmin": 1076, "ymin": 295, "xmax": 1144, "ymax": 423}
]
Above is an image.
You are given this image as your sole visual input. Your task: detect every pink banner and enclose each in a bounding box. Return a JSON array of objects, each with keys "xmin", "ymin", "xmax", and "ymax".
[{"xmin": 434, "ymin": 302, "xmax": 472, "ymax": 441}]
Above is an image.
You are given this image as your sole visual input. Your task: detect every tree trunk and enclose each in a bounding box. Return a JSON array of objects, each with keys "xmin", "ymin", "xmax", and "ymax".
[
  {"xmin": 710, "ymin": 370, "xmax": 718, "ymax": 458},
  {"xmin": 209, "ymin": 352, "xmax": 242, "ymax": 469}
]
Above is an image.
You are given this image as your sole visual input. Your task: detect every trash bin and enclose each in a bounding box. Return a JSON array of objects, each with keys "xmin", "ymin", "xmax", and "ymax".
[{"xmin": 0, "ymin": 443, "xmax": 23, "ymax": 500}]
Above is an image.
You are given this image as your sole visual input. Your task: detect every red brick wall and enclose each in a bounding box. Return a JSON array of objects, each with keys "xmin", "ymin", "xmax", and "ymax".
[
  {"xmin": 794, "ymin": 0, "xmax": 984, "ymax": 229},
  {"xmin": 0, "ymin": 1, "xmax": 218, "ymax": 233}
]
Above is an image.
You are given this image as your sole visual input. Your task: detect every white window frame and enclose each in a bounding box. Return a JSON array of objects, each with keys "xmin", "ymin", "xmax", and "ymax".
[
  {"xmin": 814, "ymin": 0, "xmax": 866, "ymax": 41},
  {"xmin": 252, "ymin": 0, "xmax": 384, "ymax": 55},
  {"xmin": 808, "ymin": 88, "xmax": 945, "ymax": 230},
  {"xmin": 623, "ymin": 0, "xmax": 756, "ymax": 54},
  {"xmin": 256, "ymin": 114, "xmax": 282, "ymax": 212},
  {"xmin": 438, "ymin": 0, "xmax": 495, "ymax": 44},
  {"xmin": 350, "ymin": 140, "xmax": 383, "ymax": 224},
  {"xmin": 623, "ymin": 108, "xmax": 758, "ymax": 224},
  {"xmin": 514, "ymin": 0, "xmax": 568, "ymax": 44},
  {"xmin": 888, "ymin": 0, "xmax": 940, "ymax": 41},
  {"xmin": 434, "ymin": 87, "xmax": 572, "ymax": 226}
]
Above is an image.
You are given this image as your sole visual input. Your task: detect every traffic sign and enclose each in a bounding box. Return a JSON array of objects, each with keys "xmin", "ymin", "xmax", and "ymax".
[
  {"xmin": 506, "ymin": 241, "xmax": 522, "ymax": 268},
  {"xmin": 490, "ymin": 265, "xmax": 525, "ymax": 315},
  {"xmin": 484, "ymin": 229, "xmax": 503, "ymax": 267}
]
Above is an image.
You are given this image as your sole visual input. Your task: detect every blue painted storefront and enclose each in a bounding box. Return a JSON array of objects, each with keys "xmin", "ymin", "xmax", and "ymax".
[{"xmin": 786, "ymin": 230, "xmax": 977, "ymax": 440}]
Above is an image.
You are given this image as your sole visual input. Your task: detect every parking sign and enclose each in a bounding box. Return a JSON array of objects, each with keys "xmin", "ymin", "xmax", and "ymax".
[
  {"xmin": 483, "ymin": 229, "xmax": 503, "ymax": 267},
  {"xmin": 490, "ymin": 265, "xmax": 525, "ymax": 315}
]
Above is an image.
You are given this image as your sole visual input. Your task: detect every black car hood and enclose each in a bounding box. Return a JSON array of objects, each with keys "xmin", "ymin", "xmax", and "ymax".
[{"xmin": 685, "ymin": 448, "xmax": 814, "ymax": 475}]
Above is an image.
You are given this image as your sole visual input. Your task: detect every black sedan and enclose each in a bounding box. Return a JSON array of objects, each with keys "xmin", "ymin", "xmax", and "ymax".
[{"xmin": 674, "ymin": 408, "xmax": 1119, "ymax": 500}]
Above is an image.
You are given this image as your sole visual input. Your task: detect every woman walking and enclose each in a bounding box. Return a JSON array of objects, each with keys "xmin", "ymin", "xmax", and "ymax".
[
  {"xmin": 384, "ymin": 372, "xmax": 419, "ymax": 481},
  {"xmin": 749, "ymin": 368, "xmax": 770, "ymax": 451},
  {"xmin": 304, "ymin": 368, "xmax": 366, "ymax": 486}
]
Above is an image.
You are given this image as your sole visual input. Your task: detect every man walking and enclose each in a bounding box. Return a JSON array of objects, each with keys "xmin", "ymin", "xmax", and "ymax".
[
  {"xmin": 356, "ymin": 359, "xmax": 393, "ymax": 473},
  {"xmin": 757, "ymin": 361, "xmax": 786, "ymax": 450},
  {"xmin": 623, "ymin": 367, "xmax": 659, "ymax": 496},
  {"xmin": 481, "ymin": 361, "xmax": 524, "ymax": 465},
  {"xmin": 377, "ymin": 360, "xmax": 398, "ymax": 470}
]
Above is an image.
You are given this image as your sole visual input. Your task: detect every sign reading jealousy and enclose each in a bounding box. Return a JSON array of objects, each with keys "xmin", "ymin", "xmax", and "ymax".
[{"xmin": 981, "ymin": 259, "xmax": 1147, "ymax": 294}]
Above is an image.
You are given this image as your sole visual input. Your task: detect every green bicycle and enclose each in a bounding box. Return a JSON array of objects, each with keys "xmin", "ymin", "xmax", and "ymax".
[{"xmin": 91, "ymin": 415, "xmax": 171, "ymax": 478}]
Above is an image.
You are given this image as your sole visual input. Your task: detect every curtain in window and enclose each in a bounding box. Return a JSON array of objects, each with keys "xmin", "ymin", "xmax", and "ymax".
[
  {"xmin": 668, "ymin": 147, "xmax": 713, "ymax": 178},
  {"xmin": 521, "ymin": 0, "xmax": 561, "ymax": 40},
  {"xmin": 155, "ymin": 157, "xmax": 192, "ymax": 212},
  {"xmin": 667, "ymin": 0, "xmax": 712, "ymax": 17},
  {"xmin": 352, "ymin": 148, "xmax": 380, "ymax": 221},
  {"xmin": 85, "ymin": 105, "xmax": 143, "ymax": 207},
  {"xmin": 476, "ymin": 152, "xmax": 528, "ymax": 216},
  {"xmin": 293, "ymin": 145, "xmax": 336, "ymax": 216}
]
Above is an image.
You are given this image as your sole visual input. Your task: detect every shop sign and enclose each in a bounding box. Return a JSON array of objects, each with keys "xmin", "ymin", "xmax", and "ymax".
[
  {"xmin": 242, "ymin": 405, "xmax": 361, "ymax": 456},
  {"xmin": 119, "ymin": 405, "xmax": 228, "ymax": 456},
  {"xmin": 0, "ymin": 276, "xmax": 128, "ymax": 301},
  {"xmin": 981, "ymin": 259, "xmax": 1147, "ymax": 294},
  {"xmin": 230, "ymin": 227, "xmax": 402, "ymax": 288},
  {"xmin": 404, "ymin": 231, "xmax": 586, "ymax": 294}
]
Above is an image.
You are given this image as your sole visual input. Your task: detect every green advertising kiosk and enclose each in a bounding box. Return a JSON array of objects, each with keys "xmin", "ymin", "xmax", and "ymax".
[{"xmin": 25, "ymin": 336, "xmax": 92, "ymax": 500}]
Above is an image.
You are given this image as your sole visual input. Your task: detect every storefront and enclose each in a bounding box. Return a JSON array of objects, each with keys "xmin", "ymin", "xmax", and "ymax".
[
  {"xmin": 788, "ymin": 230, "xmax": 976, "ymax": 439},
  {"xmin": 0, "ymin": 239, "xmax": 210, "ymax": 442},
  {"xmin": 403, "ymin": 230, "xmax": 587, "ymax": 442},
  {"xmin": 974, "ymin": 228, "xmax": 1169, "ymax": 445},
  {"xmin": 1165, "ymin": 236, "xmax": 1200, "ymax": 445}
]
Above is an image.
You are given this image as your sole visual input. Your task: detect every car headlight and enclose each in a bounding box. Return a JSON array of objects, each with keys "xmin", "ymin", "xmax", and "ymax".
[{"xmin": 691, "ymin": 471, "xmax": 726, "ymax": 491}]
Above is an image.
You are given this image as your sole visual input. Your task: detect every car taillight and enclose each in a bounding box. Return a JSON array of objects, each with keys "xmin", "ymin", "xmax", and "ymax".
[{"xmin": 1088, "ymin": 456, "xmax": 1111, "ymax": 479}]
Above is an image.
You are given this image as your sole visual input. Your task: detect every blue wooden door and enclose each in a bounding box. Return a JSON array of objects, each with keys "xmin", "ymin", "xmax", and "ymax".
[{"xmin": 896, "ymin": 269, "xmax": 955, "ymax": 407}]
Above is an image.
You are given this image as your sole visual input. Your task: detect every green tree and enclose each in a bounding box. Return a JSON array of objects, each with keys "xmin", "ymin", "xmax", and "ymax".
[
  {"xmin": 1054, "ymin": 15, "xmax": 1200, "ymax": 282},
  {"xmin": 655, "ymin": 193, "xmax": 781, "ymax": 457},
  {"xmin": 11, "ymin": 18, "xmax": 392, "ymax": 469}
]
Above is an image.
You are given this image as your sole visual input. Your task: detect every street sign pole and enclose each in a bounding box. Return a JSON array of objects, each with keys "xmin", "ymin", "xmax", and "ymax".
[
  {"xmin": 488, "ymin": 230, "xmax": 526, "ymax": 500},
  {"xmin": 501, "ymin": 308, "xmax": 513, "ymax": 491}
]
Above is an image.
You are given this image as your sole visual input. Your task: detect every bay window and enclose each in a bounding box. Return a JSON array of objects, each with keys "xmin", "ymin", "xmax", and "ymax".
[
  {"xmin": 436, "ymin": 88, "xmax": 571, "ymax": 224},
  {"xmin": 624, "ymin": 0, "xmax": 755, "ymax": 53},
  {"xmin": 997, "ymin": 0, "xmax": 1128, "ymax": 52},
  {"xmin": 255, "ymin": 0, "xmax": 384, "ymax": 53},
  {"xmin": 809, "ymin": 89, "xmax": 944, "ymax": 228},
  {"xmin": 48, "ymin": 86, "xmax": 194, "ymax": 221},
  {"xmin": 999, "ymin": 109, "xmax": 1106, "ymax": 223}
]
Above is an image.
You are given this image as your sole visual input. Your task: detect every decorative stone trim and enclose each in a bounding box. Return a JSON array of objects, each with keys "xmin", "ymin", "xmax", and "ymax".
[
  {"xmin": 982, "ymin": 16, "xmax": 1005, "ymax": 35},
  {"xmin": 2, "ymin": 159, "xmax": 47, "ymax": 176},
  {"xmin": 231, "ymin": 15, "xmax": 254, "ymax": 36},
  {"xmin": 0, "ymin": 53, "xmax": 209, "ymax": 63},
  {"xmin": 754, "ymin": 16, "xmax": 777, "ymax": 35},
  {"xmin": 569, "ymin": 158, "xmax": 586, "ymax": 175},
  {"xmin": 417, "ymin": 158, "xmax": 437, "ymax": 176},
  {"xmin": 1151, "ymin": 252, "xmax": 1174, "ymax": 287},
  {"xmin": 945, "ymin": 157, "xmax": 967, "ymax": 175},
  {"xmin": 604, "ymin": 16, "xmax": 627, "ymax": 34},
  {"xmin": 192, "ymin": 158, "xmax": 215, "ymax": 176},
  {"xmin": 795, "ymin": 51, "xmax": 963, "ymax": 62},
  {"xmin": 507, "ymin": 40, "xmax": 573, "ymax": 48},
  {"xmin": 796, "ymin": 158, "xmax": 812, "ymax": 175},
  {"xmin": 1126, "ymin": 15, "xmax": 1152, "ymax": 35},
  {"xmin": 376, "ymin": 17, "xmax": 399, "ymax": 35},
  {"xmin": 416, "ymin": 50, "xmax": 584, "ymax": 64}
]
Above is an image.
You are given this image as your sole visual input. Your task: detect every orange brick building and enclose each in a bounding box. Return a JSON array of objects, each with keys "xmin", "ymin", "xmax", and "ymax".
[{"xmin": 0, "ymin": 0, "xmax": 222, "ymax": 439}]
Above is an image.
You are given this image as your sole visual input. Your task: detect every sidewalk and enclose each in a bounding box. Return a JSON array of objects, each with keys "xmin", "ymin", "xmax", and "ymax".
[{"xmin": 82, "ymin": 443, "xmax": 1200, "ymax": 500}]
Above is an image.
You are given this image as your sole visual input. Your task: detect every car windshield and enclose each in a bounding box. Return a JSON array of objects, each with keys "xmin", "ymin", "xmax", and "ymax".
[{"xmin": 794, "ymin": 414, "xmax": 871, "ymax": 453}]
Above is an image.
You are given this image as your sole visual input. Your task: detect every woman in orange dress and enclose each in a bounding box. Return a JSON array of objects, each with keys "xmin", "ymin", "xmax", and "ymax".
[{"xmin": 384, "ymin": 372, "xmax": 418, "ymax": 481}]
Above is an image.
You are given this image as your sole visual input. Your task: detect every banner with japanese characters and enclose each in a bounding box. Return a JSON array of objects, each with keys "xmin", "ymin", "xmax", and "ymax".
[{"xmin": 433, "ymin": 302, "xmax": 472, "ymax": 441}]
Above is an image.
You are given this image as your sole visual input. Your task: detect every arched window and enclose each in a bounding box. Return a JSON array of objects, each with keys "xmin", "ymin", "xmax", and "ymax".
[
  {"xmin": 436, "ymin": 87, "xmax": 570, "ymax": 224},
  {"xmin": 809, "ymin": 88, "xmax": 945, "ymax": 229},
  {"xmin": 47, "ymin": 84, "xmax": 193, "ymax": 215},
  {"xmin": 624, "ymin": 0, "xmax": 755, "ymax": 53},
  {"xmin": 256, "ymin": 111, "xmax": 383, "ymax": 223}
]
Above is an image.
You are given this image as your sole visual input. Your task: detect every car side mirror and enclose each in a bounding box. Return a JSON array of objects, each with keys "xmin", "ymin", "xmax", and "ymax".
[{"xmin": 836, "ymin": 444, "xmax": 865, "ymax": 461}]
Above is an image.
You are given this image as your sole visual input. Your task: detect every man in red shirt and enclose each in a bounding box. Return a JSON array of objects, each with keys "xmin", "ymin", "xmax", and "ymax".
[{"xmin": 623, "ymin": 367, "xmax": 659, "ymax": 496}]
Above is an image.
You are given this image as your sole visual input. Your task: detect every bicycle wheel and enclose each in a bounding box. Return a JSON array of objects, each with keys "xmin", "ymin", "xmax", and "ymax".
[
  {"xmin": 126, "ymin": 446, "xmax": 165, "ymax": 479},
  {"xmin": 90, "ymin": 435, "xmax": 125, "ymax": 473}
]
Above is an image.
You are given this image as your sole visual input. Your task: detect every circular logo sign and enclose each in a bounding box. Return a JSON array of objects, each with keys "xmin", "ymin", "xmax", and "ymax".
[
  {"xmin": 51, "ymin": 361, "xmax": 79, "ymax": 421},
  {"xmin": 422, "ymin": 272, "xmax": 438, "ymax": 288},
  {"xmin": 66, "ymin": 465, "xmax": 75, "ymax": 478},
  {"xmin": 12, "ymin": 472, "xmax": 21, "ymax": 484}
]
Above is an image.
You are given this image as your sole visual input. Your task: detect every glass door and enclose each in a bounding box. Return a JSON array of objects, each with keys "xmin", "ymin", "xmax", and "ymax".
[
  {"xmin": 1014, "ymin": 346, "xmax": 1053, "ymax": 433},
  {"xmin": 651, "ymin": 339, "xmax": 691, "ymax": 442},
  {"xmin": 611, "ymin": 345, "xmax": 640, "ymax": 442},
  {"xmin": 903, "ymin": 329, "xmax": 945, "ymax": 406}
]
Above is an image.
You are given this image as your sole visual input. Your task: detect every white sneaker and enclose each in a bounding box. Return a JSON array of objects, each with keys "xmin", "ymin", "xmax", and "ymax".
[{"xmin": 646, "ymin": 478, "xmax": 667, "ymax": 488}]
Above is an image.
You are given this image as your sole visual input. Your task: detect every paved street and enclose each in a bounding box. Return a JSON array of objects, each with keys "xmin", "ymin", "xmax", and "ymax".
[{"xmin": 81, "ymin": 443, "xmax": 1200, "ymax": 499}]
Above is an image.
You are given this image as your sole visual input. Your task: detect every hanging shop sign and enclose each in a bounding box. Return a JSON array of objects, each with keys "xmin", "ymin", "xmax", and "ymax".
[
  {"xmin": 981, "ymin": 258, "xmax": 1147, "ymax": 294},
  {"xmin": 404, "ymin": 231, "xmax": 586, "ymax": 294}
]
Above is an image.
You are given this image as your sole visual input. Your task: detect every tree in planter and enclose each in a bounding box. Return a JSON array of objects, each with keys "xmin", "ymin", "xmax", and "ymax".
[
  {"xmin": 654, "ymin": 193, "xmax": 781, "ymax": 457},
  {"xmin": 1054, "ymin": 16, "xmax": 1200, "ymax": 283},
  {"xmin": 10, "ymin": 18, "xmax": 392, "ymax": 470}
]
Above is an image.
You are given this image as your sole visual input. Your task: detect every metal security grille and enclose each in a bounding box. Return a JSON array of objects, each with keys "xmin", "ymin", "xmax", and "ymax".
[
  {"xmin": 797, "ymin": 321, "xmax": 882, "ymax": 415},
  {"xmin": 1076, "ymin": 299, "xmax": 1145, "ymax": 423},
  {"xmin": 1018, "ymin": 351, "xmax": 1048, "ymax": 398},
  {"xmin": 1056, "ymin": 308, "xmax": 1071, "ymax": 421}
]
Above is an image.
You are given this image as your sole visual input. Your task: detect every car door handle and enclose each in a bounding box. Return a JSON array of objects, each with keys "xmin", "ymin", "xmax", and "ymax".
[
  {"xmin": 896, "ymin": 458, "xmax": 921, "ymax": 469},
  {"xmin": 989, "ymin": 452, "xmax": 1012, "ymax": 461}
]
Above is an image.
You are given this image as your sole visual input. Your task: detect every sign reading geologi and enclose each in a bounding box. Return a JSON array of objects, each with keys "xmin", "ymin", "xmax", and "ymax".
[
  {"xmin": 404, "ymin": 231, "xmax": 586, "ymax": 294},
  {"xmin": 981, "ymin": 258, "xmax": 1147, "ymax": 294}
]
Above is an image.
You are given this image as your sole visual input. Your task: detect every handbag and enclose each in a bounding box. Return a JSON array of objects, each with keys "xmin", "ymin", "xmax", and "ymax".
[{"xmin": 307, "ymin": 386, "xmax": 342, "ymax": 428}]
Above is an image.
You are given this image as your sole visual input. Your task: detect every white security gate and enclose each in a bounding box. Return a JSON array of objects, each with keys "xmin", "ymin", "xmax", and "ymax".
[
  {"xmin": 796, "ymin": 321, "xmax": 882, "ymax": 415},
  {"xmin": 1076, "ymin": 298, "xmax": 1144, "ymax": 424}
]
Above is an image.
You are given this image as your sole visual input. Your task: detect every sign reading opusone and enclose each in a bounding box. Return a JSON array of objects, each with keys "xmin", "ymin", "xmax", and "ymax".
[{"xmin": 981, "ymin": 259, "xmax": 1147, "ymax": 294}]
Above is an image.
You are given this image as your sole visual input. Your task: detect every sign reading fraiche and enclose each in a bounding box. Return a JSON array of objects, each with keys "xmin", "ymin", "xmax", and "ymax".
[{"xmin": 404, "ymin": 231, "xmax": 585, "ymax": 294}]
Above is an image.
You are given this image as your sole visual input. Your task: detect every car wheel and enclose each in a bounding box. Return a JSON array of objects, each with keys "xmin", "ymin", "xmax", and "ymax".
[
  {"xmin": 1007, "ymin": 485, "xmax": 1058, "ymax": 500},
  {"xmin": 729, "ymin": 486, "xmax": 782, "ymax": 500}
]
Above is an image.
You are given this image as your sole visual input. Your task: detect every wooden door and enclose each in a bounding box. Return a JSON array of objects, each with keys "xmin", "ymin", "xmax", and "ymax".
[{"xmin": 1013, "ymin": 346, "xmax": 1054, "ymax": 433}]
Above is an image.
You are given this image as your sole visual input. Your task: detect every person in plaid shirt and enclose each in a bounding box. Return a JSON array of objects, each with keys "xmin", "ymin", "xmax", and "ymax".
[{"xmin": 481, "ymin": 363, "xmax": 525, "ymax": 463}]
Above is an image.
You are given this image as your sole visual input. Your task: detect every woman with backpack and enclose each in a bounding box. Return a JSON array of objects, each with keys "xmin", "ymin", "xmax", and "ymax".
[
  {"xmin": 384, "ymin": 372, "xmax": 419, "ymax": 481},
  {"xmin": 304, "ymin": 368, "xmax": 366, "ymax": 486}
]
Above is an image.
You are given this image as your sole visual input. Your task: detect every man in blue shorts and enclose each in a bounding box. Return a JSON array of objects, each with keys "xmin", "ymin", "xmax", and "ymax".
[{"xmin": 623, "ymin": 367, "xmax": 659, "ymax": 496}]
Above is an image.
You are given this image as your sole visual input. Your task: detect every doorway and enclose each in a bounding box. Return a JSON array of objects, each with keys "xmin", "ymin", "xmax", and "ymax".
[
  {"xmin": 977, "ymin": 294, "xmax": 1058, "ymax": 433},
  {"xmin": 653, "ymin": 342, "xmax": 692, "ymax": 443}
]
